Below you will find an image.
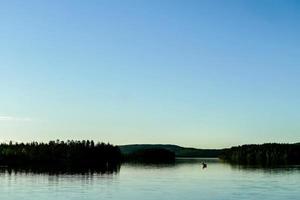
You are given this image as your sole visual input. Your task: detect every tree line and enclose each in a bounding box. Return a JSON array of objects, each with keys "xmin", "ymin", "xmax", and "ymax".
[
  {"xmin": 220, "ymin": 143, "xmax": 300, "ymax": 165},
  {"xmin": 0, "ymin": 140, "xmax": 121, "ymax": 168}
]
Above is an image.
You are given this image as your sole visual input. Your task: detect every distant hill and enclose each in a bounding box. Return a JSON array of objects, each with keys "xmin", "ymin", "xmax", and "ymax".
[
  {"xmin": 119, "ymin": 144, "xmax": 221, "ymax": 158},
  {"xmin": 125, "ymin": 148, "xmax": 175, "ymax": 163}
]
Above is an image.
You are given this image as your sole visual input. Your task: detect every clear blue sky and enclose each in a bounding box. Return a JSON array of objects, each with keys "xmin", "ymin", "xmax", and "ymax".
[{"xmin": 0, "ymin": 0, "xmax": 299, "ymax": 148}]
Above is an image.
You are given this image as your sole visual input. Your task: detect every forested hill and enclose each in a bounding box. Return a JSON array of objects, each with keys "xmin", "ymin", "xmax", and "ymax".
[
  {"xmin": 119, "ymin": 144, "xmax": 221, "ymax": 158},
  {"xmin": 0, "ymin": 140, "xmax": 121, "ymax": 168},
  {"xmin": 220, "ymin": 143, "xmax": 300, "ymax": 165}
]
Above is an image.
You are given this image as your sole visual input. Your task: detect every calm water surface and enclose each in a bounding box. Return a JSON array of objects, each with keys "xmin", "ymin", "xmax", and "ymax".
[{"xmin": 0, "ymin": 158, "xmax": 299, "ymax": 200}]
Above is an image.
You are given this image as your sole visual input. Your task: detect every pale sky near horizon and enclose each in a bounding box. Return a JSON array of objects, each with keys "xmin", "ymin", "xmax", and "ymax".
[{"xmin": 0, "ymin": 0, "xmax": 299, "ymax": 148}]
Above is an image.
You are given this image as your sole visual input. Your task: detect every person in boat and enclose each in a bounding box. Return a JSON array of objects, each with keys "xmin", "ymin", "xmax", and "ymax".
[{"xmin": 202, "ymin": 162, "xmax": 207, "ymax": 169}]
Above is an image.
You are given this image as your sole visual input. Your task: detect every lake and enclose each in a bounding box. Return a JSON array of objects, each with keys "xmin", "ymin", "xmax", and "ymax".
[{"xmin": 0, "ymin": 158, "xmax": 299, "ymax": 200}]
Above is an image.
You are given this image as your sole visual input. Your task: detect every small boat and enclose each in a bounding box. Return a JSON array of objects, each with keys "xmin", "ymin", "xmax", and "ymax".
[{"xmin": 202, "ymin": 162, "xmax": 207, "ymax": 169}]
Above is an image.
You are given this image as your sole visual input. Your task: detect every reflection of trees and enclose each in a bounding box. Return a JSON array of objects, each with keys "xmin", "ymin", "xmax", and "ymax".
[
  {"xmin": 229, "ymin": 163, "xmax": 300, "ymax": 175},
  {"xmin": 0, "ymin": 164, "xmax": 121, "ymax": 175}
]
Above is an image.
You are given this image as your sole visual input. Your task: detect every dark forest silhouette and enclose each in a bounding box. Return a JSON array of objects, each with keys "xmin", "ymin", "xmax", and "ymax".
[
  {"xmin": 0, "ymin": 140, "xmax": 121, "ymax": 169},
  {"xmin": 220, "ymin": 143, "xmax": 300, "ymax": 165}
]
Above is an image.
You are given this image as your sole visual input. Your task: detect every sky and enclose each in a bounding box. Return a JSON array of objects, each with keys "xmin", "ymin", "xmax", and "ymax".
[{"xmin": 0, "ymin": 0, "xmax": 299, "ymax": 148}]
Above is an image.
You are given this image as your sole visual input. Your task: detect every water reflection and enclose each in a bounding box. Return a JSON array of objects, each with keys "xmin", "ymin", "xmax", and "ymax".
[
  {"xmin": 0, "ymin": 158, "xmax": 299, "ymax": 200},
  {"xmin": 1, "ymin": 158, "xmax": 299, "ymax": 175},
  {"xmin": 228, "ymin": 163, "xmax": 300, "ymax": 174},
  {"xmin": 175, "ymin": 157, "xmax": 220, "ymax": 164},
  {"xmin": 0, "ymin": 164, "xmax": 120, "ymax": 175}
]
